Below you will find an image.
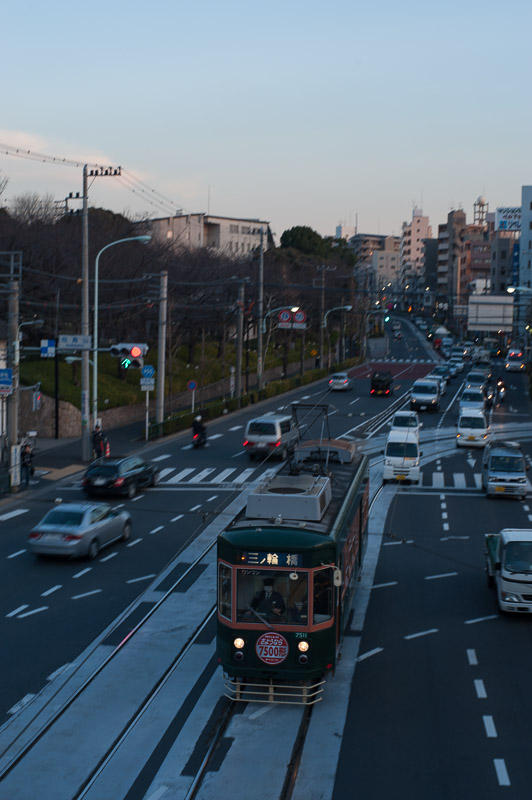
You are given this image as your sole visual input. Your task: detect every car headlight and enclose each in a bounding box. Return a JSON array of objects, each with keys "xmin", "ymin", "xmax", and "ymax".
[
  {"xmin": 456, "ymin": 433, "xmax": 461, "ymax": 438},
  {"xmin": 431, "ymin": 398, "xmax": 436, "ymax": 403},
  {"xmin": 502, "ymin": 593, "xmax": 520, "ymax": 603},
  {"xmin": 298, "ymin": 640, "xmax": 310, "ymax": 653},
  {"xmin": 233, "ymin": 637, "xmax": 245, "ymax": 649}
]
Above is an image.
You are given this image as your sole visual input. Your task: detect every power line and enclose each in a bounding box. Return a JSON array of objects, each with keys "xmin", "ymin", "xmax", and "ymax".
[{"xmin": 0, "ymin": 143, "xmax": 109, "ymax": 170}]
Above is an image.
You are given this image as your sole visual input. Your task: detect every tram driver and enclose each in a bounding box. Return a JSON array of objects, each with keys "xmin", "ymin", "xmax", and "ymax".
[{"xmin": 251, "ymin": 578, "xmax": 286, "ymax": 620}]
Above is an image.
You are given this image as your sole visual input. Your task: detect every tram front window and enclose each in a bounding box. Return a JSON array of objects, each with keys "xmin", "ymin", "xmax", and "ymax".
[
  {"xmin": 237, "ymin": 570, "xmax": 308, "ymax": 624},
  {"xmin": 218, "ymin": 563, "xmax": 232, "ymax": 619}
]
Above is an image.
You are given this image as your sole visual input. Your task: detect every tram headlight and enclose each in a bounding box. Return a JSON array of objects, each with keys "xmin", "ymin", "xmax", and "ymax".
[
  {"xmin": 233, "ymin": 637, "xmax": 245, "ymax": 650},
  {"xmin": 297, "ymin": 640, "xmax": 310, "ymax": 653}
]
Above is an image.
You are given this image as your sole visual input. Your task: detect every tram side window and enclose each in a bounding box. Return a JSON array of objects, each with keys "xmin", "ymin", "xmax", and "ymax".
[
  {"xmin": 218, "ymin": 563, "xmax": 232, "ymax": 620},
  {"xmin": 313, "ymin": 569, "xmax": 333, "ymax": 624}
]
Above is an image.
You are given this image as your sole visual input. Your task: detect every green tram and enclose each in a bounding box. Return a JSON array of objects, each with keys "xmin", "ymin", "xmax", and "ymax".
[{"xmin": 217, "ymin": 439, "xmax": 369, "ymax": 705}]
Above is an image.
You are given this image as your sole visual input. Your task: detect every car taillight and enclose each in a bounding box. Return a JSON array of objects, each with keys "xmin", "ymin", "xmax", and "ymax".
[
  {"xmin": 82, "ymin": 477, "xmax": 88, "ymax": 485},
  {"xmin": 29, "ymin": 532, "xmax": 42, "ymax": 540},
  {"xmin": 370, "ymin": 389, "xmax": 375, "ymax": 394},
  {"xmin": 343, "ymin": 379, "xmax": 348, "ymax": 384},
  {"xmin": 269, "ymin": 440, "xmax": 281, "ymax": 448},
  {"xmin": 114, "ymin": 477, "xmax": 125, "ymax": 487},
  {"xmin": 63, "ymin": 533, "xmax": 83, "ymax": 541},
  {"xmin": 329, "ymin": 380, "xmax": 333, "ymax": 384},
  {"xmin": 244, "ymin": 440, "xmax": 255, "ymax": 447},
  {"xmin": 385, "ymin": 389, "xmax": 390, "ymax": 395},
  {"xmin": 193, "ymin": 433, "xmax": 198, "ymax": 440}
]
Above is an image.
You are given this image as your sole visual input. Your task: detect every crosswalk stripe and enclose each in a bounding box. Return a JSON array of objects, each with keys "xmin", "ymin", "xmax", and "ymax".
[
  {"xmin": 432, "ymin": 473, "xmax": 444, "ymax": 488},
  {"xmin": 233, "ymin": 468, "xmax": 256, "ymax": 484},
  {"xmin": 157, "ymin": 467, "xmax": 174, "ymax": 480},
  {"xmin": 211, "ymin": 468, "xmax": 236, "ymax": 483},
  {"xmin": 166, "ymin": 468, "xmax": 195, "ymax": 484},
  {"xmin": 453, "ymin": 473, "xmax": 466, "ymax": 488},
  {"xmin": 474, "ymin": 474, "xmax": 482, "ymax": 489},
  {"xmin": 189, "ymin": 468, "xmax": 216, "ymax": 483}
]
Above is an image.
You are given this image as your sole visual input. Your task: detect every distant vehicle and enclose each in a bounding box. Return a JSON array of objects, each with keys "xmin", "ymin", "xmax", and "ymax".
[
  {"xmin": 370, "ymin": 371, "xmax": 394, "ymax": 396},
  {"xmin": 485, "ymin": 529, "xmax": 532, "ymax": 613},
  {"xmin": 451, "ymin": 345, "xmax": 468, "ymax": 360},
  {"xmin": 328, "ymin": 372, "xmax": 352, "ymax": 391},
  {"xmin": 447, "ymin": 359, "xmax": 464, "ymax": 377},
  {"xmin": 390, "ymin": 410, "xmax": 422, "ymax": 436},
  {"xmin": 28, "ymin": 502, "xmax": 132, "ymax": 559},
  {"xmin": 83, "ymin": 456, "xmax": 160, "ymax": 499},
  {"xmin": 475, "ymin": 347, "xmax": 491, "ymax": 364},
  {"xmin": 459, "ymin": 387, "xmax": 486, "ymax": 413},
  {"xmin": 426, "ymin": 372, "xmax": 447, "ymax": 395},
  {"xmin": 482, "ymin": 440, "xmax": 528, "ymax": 500},
  {"xmin": 505, "ymin": 349, "xmax": 526, "ymax": 372},
  {"xmin": 244, "ymin": 414, "xmax": 299, "ymax": 460},
  {"xmin": 484, "ymin": 337, "xmax": 503, "ymax": 358},
  {"xmin": 410, "ymin": 379, "xmax": 440, "ymax": 412},
  {"xmin": 456, "ymin": 410, "xmax": 490, "ymax": 448},
  {"xmin": 382, "ymin": 429, "xmax": 421, "ymax": 484},
  {"xmin": 465, "ymin": 370, "xmax": 488, "ymax": 391}
]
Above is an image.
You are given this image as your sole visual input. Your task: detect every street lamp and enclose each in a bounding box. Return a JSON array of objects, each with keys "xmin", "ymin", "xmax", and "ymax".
[
  {"xmin": 92, "ymin": 235, "xmax": 151, "ymax": 427},
  {"xmin": 322, "ymin": 305, "xmax": 353, "ymax": 368},
  {"xmin": 261, "ymin": 306, "xmax": 300, "ymax": 334}
]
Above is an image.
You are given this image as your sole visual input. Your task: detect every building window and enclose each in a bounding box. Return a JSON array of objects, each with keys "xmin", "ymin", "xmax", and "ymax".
[
  {"xmin": 230, "ymin": 225, "xmax": 239, "ymax": 234},
  {"xmin": 166, "ymin": 230, "xmax": 173, "ymax": 239}
]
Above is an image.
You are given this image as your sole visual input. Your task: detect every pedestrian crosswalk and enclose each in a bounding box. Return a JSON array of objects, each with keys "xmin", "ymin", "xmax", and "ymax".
[
  {"xmin": 156, "ymin": 464, "xmax": 271, "ymax": 487},
  {"xmin": 418, "ymin": 469, "xmax": 483, "ymax": 490}
]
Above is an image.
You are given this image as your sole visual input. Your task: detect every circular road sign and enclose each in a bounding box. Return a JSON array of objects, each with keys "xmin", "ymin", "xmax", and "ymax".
[
  {"xmin": 187, "ymin": 380, "xmax": 197, "ymax": 391},
  {"xmin": 293, "ymin": 309, "xmax": 307, "ymax": 323},
  {"xmin": 141, "ymin": 365, "xmax": 155, "ymax": 379},
  {"xmin": 278, "ymin": 309, "xmax": 291, "ymax": 323}
]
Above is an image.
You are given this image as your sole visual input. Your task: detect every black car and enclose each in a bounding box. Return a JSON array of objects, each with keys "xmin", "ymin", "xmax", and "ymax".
[
  {"xmin": 83, "ymin": 456, "xmax": 160, "ymax": 499},
  {"xmin": 370, "ymin": 371, "xmax": 394, "ymax": 396}
]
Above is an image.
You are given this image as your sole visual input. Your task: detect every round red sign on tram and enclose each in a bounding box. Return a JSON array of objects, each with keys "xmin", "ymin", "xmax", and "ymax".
[{"xmin": 255, "ymin": 631, "xmax": 289, "ymax": 665}]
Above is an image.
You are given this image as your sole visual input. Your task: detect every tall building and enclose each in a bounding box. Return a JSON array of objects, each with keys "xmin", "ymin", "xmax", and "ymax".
[
  {"xmin": 400, "ymin": 208, "xmax": 432, "ymax": 307},
  {"xmin": 491, "ymin": 230, "xmax": 519, "ymax": 293},
  {"xmin": 148, "ymin": 212, "xmax": 273, "ymax": 255},
  {"xmin": 371, "ymin": 236, "xmax": 402, "ymax": 290},
  {"xmin": 335, "ymin": 223, "xmax": 356, "ymax": 241},
  {"xmin": 436, "ymin": 209, "xmax": 467, "ymax": 314},
  {"xmin": 519, "ymin": 186, "xmax": 532, "ymax": 289}
]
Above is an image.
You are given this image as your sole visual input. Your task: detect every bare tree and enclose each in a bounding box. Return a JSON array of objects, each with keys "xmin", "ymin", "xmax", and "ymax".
[
  {"xmin": 0, "ymin": 172, "xmax": 8, "ymax": 203},
  {"xmin": 10, "ymin": 192, "xmax": 58, "ymax": 225}
]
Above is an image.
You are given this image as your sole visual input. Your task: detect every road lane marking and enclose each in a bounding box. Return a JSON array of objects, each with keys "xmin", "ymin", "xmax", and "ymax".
[
  {"xmin": 146, "ymin": 787, "xmax": 169, "ymax": 800},
  {"xmin": 166, "ymin": 468, "xmax": 195, "ymax": 484},
  {"xmin": 442, "ymin": 522, "xmax": 449, "ymax": 531},
  {"xmin": 171, "ymin": 514, "xmax": 184, "ymax": 522},
  {"xmin": 72, "ymin": 590, "xmax": 102, "ymax": 600},
  {"xmin": 208, "ymin": 433, "xmax": 223, "ymax": 440},
  {"xmin": 157, "ymin": 468, "xmax": 175, "ymax": 480},
  {"xmin": 131, "ymin": 493, "xmax": 145, "ymax": 502},
  {"xmin": 207, "ymin": 495, "xmax": 217, "ymax": 502},
  {"xmin": 127, "ymin": 574, "xmax": 156, "ymax": 584},
  {"xmin": 383, "ymin": 541, "xmax": 403, "ymax": 547},
  {"xmin": 494, "ymin": 759, "xmax": 510, "ymax": 786},
  {"xmin": 189, "ymin": 468, "xmax": 216, "ymax": 483},
  {"xmin": 152, "ymin": 454, "xmax": 171, "ymax": 461},
  {"xmin": 357, "ymin": 647, "xmax": 384, "ymax": 661},
  {"xmin": 41, "ymin": 585, "xmax": 62, "ymax": 597},
  {"xmin": 8, "ymin": 694, "xmax": 35, "ymax": 715},
  {"xmin": 483, "ymin": 715, "xmax": 498, "ymax": 738},
  {"xmin": 524, "ymin": 504, "xmax": 530, "ymax": 512},
  {"xmin": 466, "ymin": 649, "xmax": 478, "ymax": 666},
  {"xmin": 249, "ymin": 705, "xmax": 273, "ymax": 720},
  {"xmin": 441, "ymin": 512, "xmax": 448, "ymax": 519},
  {"xmin": 465, "ymin": 614, "xmax": 498, "ymax": 625},
  {"xmin": 210, "ymin": 468, "xmax": 236, "ymax": 483},
  {"xmin": 425, "ymin": 571, "xmax": 458, "ymax": 581},
  {"xmin": 189, "ymin": 504, "xmax": 202, "ymax": 512},
  {"xmin": 372, "ymin": 582, "xmax": 398, "ymax": 589},
  {"xmin": 6, "ymin": 604, "xmax": 29, "ymax": 617},
  {"xmin": 73, "ymin": 568, "xmax": 91, "ymax": 579},
  {"xmin": 149, "ymin": 526, "xmax": 164, "ymax": 535},
  {"xmin": 7, "ymin": 549, "xmax": 26, "ymax": 559},
  {"xmin": 18, "ymin": 606, "xmax": 48, "ymax": 618},
  {"xmin": 127, "ymin": 538, "xmax": 143, "ymax": 547},
  {"xmin": 474, "ymin": 679, "xmax": 487, "ymax": 698},
  {"xmin": 229, "ymin": 425, "xmax": 242, "ymax": 431},
  {"xmin": 404, "ymin": 628, "xmax": 438, "ymax": 640},
  {"xmin": 0, "ymin": 508, "xmax": 29, "ymax": 522},
  {"xmin": 432, "ymin": 473, "xmax": 444, "ymax": 488},
  {"xmin": 100, "ymin": 552, "xmax": 118, "ymax": 562},
  {"xmin": 233, "ymin": 468, "xmax": 256, "ymax": 484}
]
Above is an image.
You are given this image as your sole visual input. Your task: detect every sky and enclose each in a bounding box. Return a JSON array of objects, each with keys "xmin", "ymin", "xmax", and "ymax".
[{"xmin": 2, "ymin": 0, "xmax": 531, "ymax": 242}]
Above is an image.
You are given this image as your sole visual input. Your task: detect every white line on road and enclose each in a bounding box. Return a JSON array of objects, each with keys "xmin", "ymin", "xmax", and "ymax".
[
  {"xmin": 233, "ymin": 468, "xmax": 256, "ymax": 485},
  {"xmin": 442, "ymin": 522, "xmax": 450, "ymax": 531},
  {"xmin": 229, "ymin": 425, "xmax": 243, "ymax": 431},
  {"xmin": 127, "ymin": 538, "xmax": 142, "ymax": 547},
  {"xmin": 248, "ymin": 705, "xmax": 273, "ymax": 720},
  {"xmin": 7, "ymin": 549, "xmax": 26, "ymax": 559},
  {"xmin": 524, "ymin": 504, "xmax": 530, "ymax": 512},
  {"xmin": 157, "ymin": 468, "xmax": 175, "ymax": 480},
  {"xmin": 349, "ymin": 397, "xmax": 360, "ymax": 405},
  {"xmin": 73, "ymin": 568, "xmax": 91, "ymax": 579},
  {"xmin": 72, "ymin": 590, "xmax": 102, "ymax": 600},
  {"xmin": 372, "ymin": 582, "xmax": 398, "ymax": 589},
  {"xmin": 441, "ymin": 535, "xmax": 469, "ymax": 541},
  {"xmin": 146, "ymin": 787, "xmax": 169, "ymax": 800},
  {"xmin": 208, "ymin": 433, "xmax": 223, "ymax": 440},
  {"xmin": 127, "ymin": 574, "xmax": 156, "ymax": 584},
  {"xmin": 8, "ymin": 694, "xmax": 35, "ymax": 715},
  {"xmin": 149, "ymin": 526, "xmax": 164, "ymax": 535},
  {"xmin": 207, "ymin": 495, "xmax": 217, "ymax": 502},
  {"xmin": 189, "ymin": 468, "xmax": 216, "ymax": 483},
  {"xmin": 166, "ymin": 468, "xmax": 195, "ymax": 484},
  {"xmin": 494, "ymin": 759, "xmax": 510, "ymax": 786},
  {"xmin": 170, "ymin": 514, "xmax": 184, "ymax": 522},
  {"xmin": 0, "ymin": 508, "xmax": 29, "ymax": 522},
  {"xmin": 466, "ymin": 649, "xmax": 478, "ymax": 666},
  {"xmin": 210, "ymin": 468, "xmax": 236, "ymax": 483},
  {"xmin": 189, "ymin": 504, "xmax": 202, "ymax": 512},
  {"xmin": 404, "ymin": 628, "xmax": 438, "ymax": 640},
  {"xmin": 383, "ymin": 541, "xmax": 403, "ymax": 547},
  {"xmin": 441, "ymin": 511, "xmax": 448, "ymax": 519},
  {"xmin": 18, "ymin": 606, "xmax": 48, "ymax": 618},
  {"xmin": 357, "ymin": 647, "xmax": 384, "ymax": 661},
  {"xmin": 425, "ymin": 571, "xmax": 458, "ymax": 581},
  {"xmin": 152, "ymin": 454, "xmax": 171, "ymax": 462},
  {"xmin": 114, "ymin": 504, "xmax": 125, "ymax": 509},
  {"xmin": 6, "ymin": 604, "xmax": 29, "ymax": 618},
  {"xmin": 465, "ymin": 614, "xmax": 498, "ymax": 625},
  {"xmin": 100, "ymin": 552, "xmax": 118, "ymax": 562},
  {"xmin": 131, "ymin": 494, "xmax": 145, "ymax": 502},
  {"xmin": 483, "ymin": 715, "xmax": 498, "ymax": 738},
  {"xmin": 474, "ymin": 679, "xmax": 487, "ymax": 698},
  {"xmin": 47, "ymin": 663, "xmax": 71, "ymax": 681},
  {"xmin": 41, "ymin": 585, "xmax": 62, "ymax": 597}
]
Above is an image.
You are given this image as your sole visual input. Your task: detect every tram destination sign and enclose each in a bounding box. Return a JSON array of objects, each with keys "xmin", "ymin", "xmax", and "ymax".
[{"xmin": 239, "ymin": 551, "xmax": 301, "ymax": 567}]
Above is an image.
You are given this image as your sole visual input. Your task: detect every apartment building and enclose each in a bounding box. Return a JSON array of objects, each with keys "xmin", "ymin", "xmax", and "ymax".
[
  {"xmin": 491, "ymin": 231, "xmax": 519, "ymax": 293},
  {"xmin": 400, "ymin": 208, "xmax": 432, "ymax": 307},
  {"xmin": 148, "ymin": 213, "xmax": 273, "ymax": 256},
  {"xmin": 371, "ymin": 236, "xmax": 402, "ymax": 289},
  {"xmin": 519, "ymin": 186, "xmax": 532, "ymax": 289},
  {"xmin": 436, "ymin": 209, "xmax": 467, "ymax": 313}
]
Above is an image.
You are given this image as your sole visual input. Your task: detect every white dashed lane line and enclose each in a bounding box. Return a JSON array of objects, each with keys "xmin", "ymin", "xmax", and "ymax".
[
  {"xmin": 465, "ymin": 614, "xmax": 498, "ymax": 625},
  {"xmin": 229, "ymin": 425, "xmax": 242, "ymax": 431},
  {"xmin": 425, "ymin": 572, "xmax": 458, "ymax": 581},
  {"xmin": 100, "ymin": 552, "xmax": 117, "ymax": 562},
  {"xmin": 372, "ymin": 581, "xmax": 398, "ymax": 589},
  {"xmin": 404, "ymin": 628, "xmax": 439, "ymax": 640},
  {"xmin": 131, "ymin": 494, "xmax": 145, "ymax": 502},
  {"xmin": 189, "ymin": 505, "xmax": 202, "ymax": 512},
  {"xmin": 152, "ymin": 454, "xmax": 171, "ymax": 462},
  {"xmin": 357, "ymin": 647, "xmax": 384, "ymax": 662},
  {"xmin": 494, "ymin": 759, "xmax": 510, "ymax": 786},
  {"xmin": 170, "ymin": 514, "xmax": 183, "ymax": 523},
  {"xmin": 41, "ymin": 585, "xmax": 62, "ymax": 597},
  {"xmin": 127, "ymin": 538, "xmax": 142, "ymax": 548},
  {"xmin": 73, "ymin": 568, "xmax": 91, "ymax": 579},
  {"xmin": 483, "ymin": 715, "xmax": 498, "ymax": 738},
  {"xmin": 149, "ymin": 526, "xmax": 164, "ymax": 535},
  {"xmin": 474, "ymin": 679, "xmax": 487, "ymax": 699},
  {"xmin": 6, "ymin": 604, "xmax": 29, "ymax": 618},
  {"xmin": 18, "ymin": 606, "xmax": 48, "ymax": 618},
  {"xmin": 0, "ymin": 509, "xmax": 29, "ymax": 522},
  {"xmin": 208, "ymin": 434, "xmax": 223, "ymax": 440},
  {"xmin": 467, "ymin": 648, "xmax": 478, "ymax": 666},
  {"xmin": 7, "ymin": 549, "xmax": 26, "ymax": 559},
  {"xmin": 72, "ymin": 590, "xmax": 102, "ymax": 600},
  {"xmin": 127, "ymin": 574, "xmax": 156, "ymax": 584},
  {"xmin": 207, "ymin": 495, "xmax": 218, "ymax": 502}
]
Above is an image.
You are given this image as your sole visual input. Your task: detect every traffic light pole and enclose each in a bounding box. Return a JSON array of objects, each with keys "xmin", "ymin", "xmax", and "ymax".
[
  {"xmin": 81, "ymin": 165, "xmax": 91, "ymax": 461},
  {"xmin": 7, "ymin": 280, "xmax": 19, "ymax": 456},
  {"xmin": 156, "ymin": 271, "xmax": 167, "ymax": 426}
]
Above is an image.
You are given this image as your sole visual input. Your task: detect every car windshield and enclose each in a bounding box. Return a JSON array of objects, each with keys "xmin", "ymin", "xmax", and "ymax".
[
  {"xmin": 393, "ymin": 416, "xmax": 417, "ymax": 428},
  {"xmin": 508, "ymin": 353, "xmax": 523, "ymax": 361},
  {"xmin": 236, "ymin": 569, "xmax": 308, "ymax": 625},
  {"xmin": 462, "ymin": 392, "xmax": 483, "ymax": 402},
  {"xmin": 503, "ymin": 541, "xmax": 532, "ymax": 573},
  {"xmin": 331, "ymin": 375, "xmax": 346, "ymax": 381},
  {"xmin": 490, "ymin": 455, "xmax": 525, "ymax": 473},
  {"xmin": 460, "ymin": 417, "xmax": 485, "ymax": 429},
  {"xmin": 88, "ymin": 465, "xmax": 118, "ymax": 476},
  {"xmin": 386, "ymin": 442, "xmax": 418, "ymax": 458},
  {"xmin": 42, "ymin": 509, "xmax": 84, "ymax": 526},
  {"xmin": 248, "ymin": 422, "xmax": 277, "ymax": 435},
  {"xmin": 414, "ymin": 384, "xmax": 436, "ymax": 394},
  {"xmin": 467, "ymin": 374, "xmax": 485, "ymax": 383}
]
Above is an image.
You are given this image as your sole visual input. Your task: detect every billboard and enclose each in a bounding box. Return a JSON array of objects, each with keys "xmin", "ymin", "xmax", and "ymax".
[
  {"xmin": 495, "ymin": 207, "xmax": 521, "ymax": 231},
  {"xmin": 467, "ymin": 295, "xmax": 514, "ymax": 332}
]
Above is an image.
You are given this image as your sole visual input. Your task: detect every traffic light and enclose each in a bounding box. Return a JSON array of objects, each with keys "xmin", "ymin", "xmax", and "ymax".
[
  {"xmin": 384, "ymin": 315, "xmax": 390, "ymax": 323},
  {"xmin": 110, "ymin": 343, "xmax": 148, "ymax": 370}
]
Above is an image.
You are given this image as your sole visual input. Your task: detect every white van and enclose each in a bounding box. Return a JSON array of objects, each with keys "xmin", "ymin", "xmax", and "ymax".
[
  {"xmin": 456, "ymin": 410, "xmax": 490, "ymax": 448},
  {"xmin": 243, "ymin": 414, "xmax": 299, "ymax": 460},
  {"xmin": 382, "ymin": 429, "xmax": 421, "ymax": 484}
]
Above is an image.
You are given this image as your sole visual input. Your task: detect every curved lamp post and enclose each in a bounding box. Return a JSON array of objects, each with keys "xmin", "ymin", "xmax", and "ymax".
[{"xmin": 92, "ymin": 234, "xmax": 151, "ymax": 427}]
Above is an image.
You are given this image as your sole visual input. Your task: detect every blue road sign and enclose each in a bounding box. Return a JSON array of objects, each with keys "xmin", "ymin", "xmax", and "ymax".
[
  {"xmin": 40, "ymin": 339, "xmax": 56, "ymax": 358},
  {"xmin": 141, "ymin": 365, "xmax": 155, "ymax": 379},
  {"xmin": 187, "ymin": 380, "xmax": 197, "ymax": 391},
  {"xmin": 0, "ymin": 368, "xmax": 13, "ymax": 396}
]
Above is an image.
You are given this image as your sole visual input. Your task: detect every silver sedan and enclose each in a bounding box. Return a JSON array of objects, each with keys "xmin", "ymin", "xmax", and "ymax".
[{"xmin": 28, "ymin": 502, "xmax": 132, "ymax": 559}]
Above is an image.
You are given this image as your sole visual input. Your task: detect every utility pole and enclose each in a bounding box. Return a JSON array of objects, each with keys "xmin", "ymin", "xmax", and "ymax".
[
  {"xmin": 156, "ymin": 270, "xmax": 168, "ymax": 426},
  {"xmin": 316, "ymin": 264, "xmax": 336, "ymax": 368},
  {"xmin": 54, "ymin": 289, "xmax": 60, "ymax": 438},
  {"xmin": 257, "ymin": 228, "xmax": 264, "ymax": 391},
  {"xmin": 7, "ymin": 281, "xmax": 19, "ymax": 453},
  {"xmin": 236, "ymin": 281, "xmax": 244, "ymax": 407},
  {"xmin": 81, "ymin": 165, "xmax": 90, "ymax": 461}
]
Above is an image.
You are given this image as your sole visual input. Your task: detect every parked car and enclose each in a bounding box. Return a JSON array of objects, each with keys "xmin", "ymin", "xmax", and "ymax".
[
  {"xmin": 328, "ymin": 372, "xmax": 352, "ymax": 391},
  {"xmin": 28, "ymin": 502, "xmax": 132, "ymax": 559},
  {"xmin": 370, "ymin": 371, "xmax": 394, "ymax": 396},
  {"xmin": 83, "ymin": 456, "xmax": 160, "ymax": 499}
]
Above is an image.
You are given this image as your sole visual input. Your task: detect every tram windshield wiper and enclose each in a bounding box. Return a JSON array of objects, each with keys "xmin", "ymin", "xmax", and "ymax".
[{"xmin": 248, "ymin": 606, "xmax": 273, "ymax": 628}]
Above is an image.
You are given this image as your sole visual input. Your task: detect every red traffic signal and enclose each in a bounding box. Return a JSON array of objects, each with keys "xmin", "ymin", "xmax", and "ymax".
[{"xmin": 130, "ymin": 345, "xmax": 142, "ymax": 358}]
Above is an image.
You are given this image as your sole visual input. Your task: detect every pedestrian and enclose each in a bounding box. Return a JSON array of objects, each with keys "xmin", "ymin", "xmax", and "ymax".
[
  {"xmin": 92, "ymin": 424, "xmax": 104, "ymax": 460},
  {"xmin": 21, "ymin": 443, "xmax": 33, "ymax": 489}
]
